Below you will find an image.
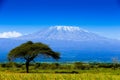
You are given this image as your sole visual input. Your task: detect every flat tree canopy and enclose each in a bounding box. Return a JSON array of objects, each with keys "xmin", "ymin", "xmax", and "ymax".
[{"xmin": 8, "ymin": 41, "xmax": 60, "ymax": 73}]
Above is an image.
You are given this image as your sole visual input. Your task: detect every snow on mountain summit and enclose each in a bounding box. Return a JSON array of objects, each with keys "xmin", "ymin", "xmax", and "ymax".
[{"xmin": 49, "ymin": 26, "xmax": 89, "ymax": 32}]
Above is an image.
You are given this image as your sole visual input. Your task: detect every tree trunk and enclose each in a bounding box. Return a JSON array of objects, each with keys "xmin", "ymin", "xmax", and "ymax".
[{"xmin": 26, "ymin": 61, "xmax": 30, "ymax": 73}]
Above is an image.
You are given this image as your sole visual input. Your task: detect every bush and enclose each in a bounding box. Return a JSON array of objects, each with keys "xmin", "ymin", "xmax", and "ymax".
[
  {"xmin": 74, "ymin": 62, "xmax": 90, "ymax": 70},
  {"xmin": 49, "ymin": 63, "xmax": 60, "ymax": 69}
]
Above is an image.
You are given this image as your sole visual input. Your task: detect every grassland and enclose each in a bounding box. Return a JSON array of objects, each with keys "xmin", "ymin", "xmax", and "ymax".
[
  {"xmin": 0, "ymin": 62, "xmax": 120, "ymax": 80},
  {"xmin": 0, "ymin": 72, "xmax": 120, "ymax": 80},
  {"xmin": 1, "ymin": 68, "xmax": 120, "ymax": 80}
]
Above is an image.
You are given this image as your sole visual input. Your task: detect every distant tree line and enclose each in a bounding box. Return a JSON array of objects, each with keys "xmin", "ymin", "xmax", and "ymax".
[{"xmin": 1, "ymin": 62, "xmax": 120, "ymax": 71}]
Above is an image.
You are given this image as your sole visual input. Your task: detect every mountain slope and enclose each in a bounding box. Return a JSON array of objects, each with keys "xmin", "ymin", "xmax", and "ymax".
[
  {"xmin": 18, "ymin": 26, "xmax": 107, "ymax": 41},
  {"xmin": 17, "ymin": 26, "xmax": 120, "ymax": 51}
]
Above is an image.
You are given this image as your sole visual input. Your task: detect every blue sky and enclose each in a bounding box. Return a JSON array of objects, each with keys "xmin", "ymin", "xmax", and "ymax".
[{"xmin": 0, "ymin": 0, "xmax": 120, "ymax": 39}]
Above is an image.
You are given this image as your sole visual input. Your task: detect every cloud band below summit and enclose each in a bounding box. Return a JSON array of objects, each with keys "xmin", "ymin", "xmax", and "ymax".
[{"xmin": 0, "ymin": 31, "xmax": 22, "ymax": 38}]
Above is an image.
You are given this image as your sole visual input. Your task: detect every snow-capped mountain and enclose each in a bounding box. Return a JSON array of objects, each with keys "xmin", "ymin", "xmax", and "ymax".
[
  {"xmin": 18, "ymin": 26, "xmax": 106, "ymax": 41},
  {"xmin": 1, "ymin": 26, "xmax": 120, "ymax": 62}
]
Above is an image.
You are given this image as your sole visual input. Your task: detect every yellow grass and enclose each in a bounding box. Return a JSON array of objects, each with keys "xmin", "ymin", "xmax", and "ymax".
[{"xmin": 0, "ymin": 72, "xmax": 120, "ymax": 80}]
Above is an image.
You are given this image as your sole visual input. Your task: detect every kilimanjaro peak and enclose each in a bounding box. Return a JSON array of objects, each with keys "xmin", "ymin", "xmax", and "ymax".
[
  {"xmin": 49, "ymin": 26, "xmax": 88, "ymax": 32},
  {"xmin": 17, "ymin": 26, "xmax": 106, "ymax": 41}
]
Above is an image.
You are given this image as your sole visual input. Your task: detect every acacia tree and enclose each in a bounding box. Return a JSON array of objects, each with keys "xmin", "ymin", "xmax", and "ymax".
[{"xmin": 8, "ymin": 41, "xmax": 60, "ymax": 73}]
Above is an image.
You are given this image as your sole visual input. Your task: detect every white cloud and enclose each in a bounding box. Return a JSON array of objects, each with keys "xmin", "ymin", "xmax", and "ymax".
[{"xmin": 0, "ymin": 31, "xmax": 22, "ymax": 38}]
